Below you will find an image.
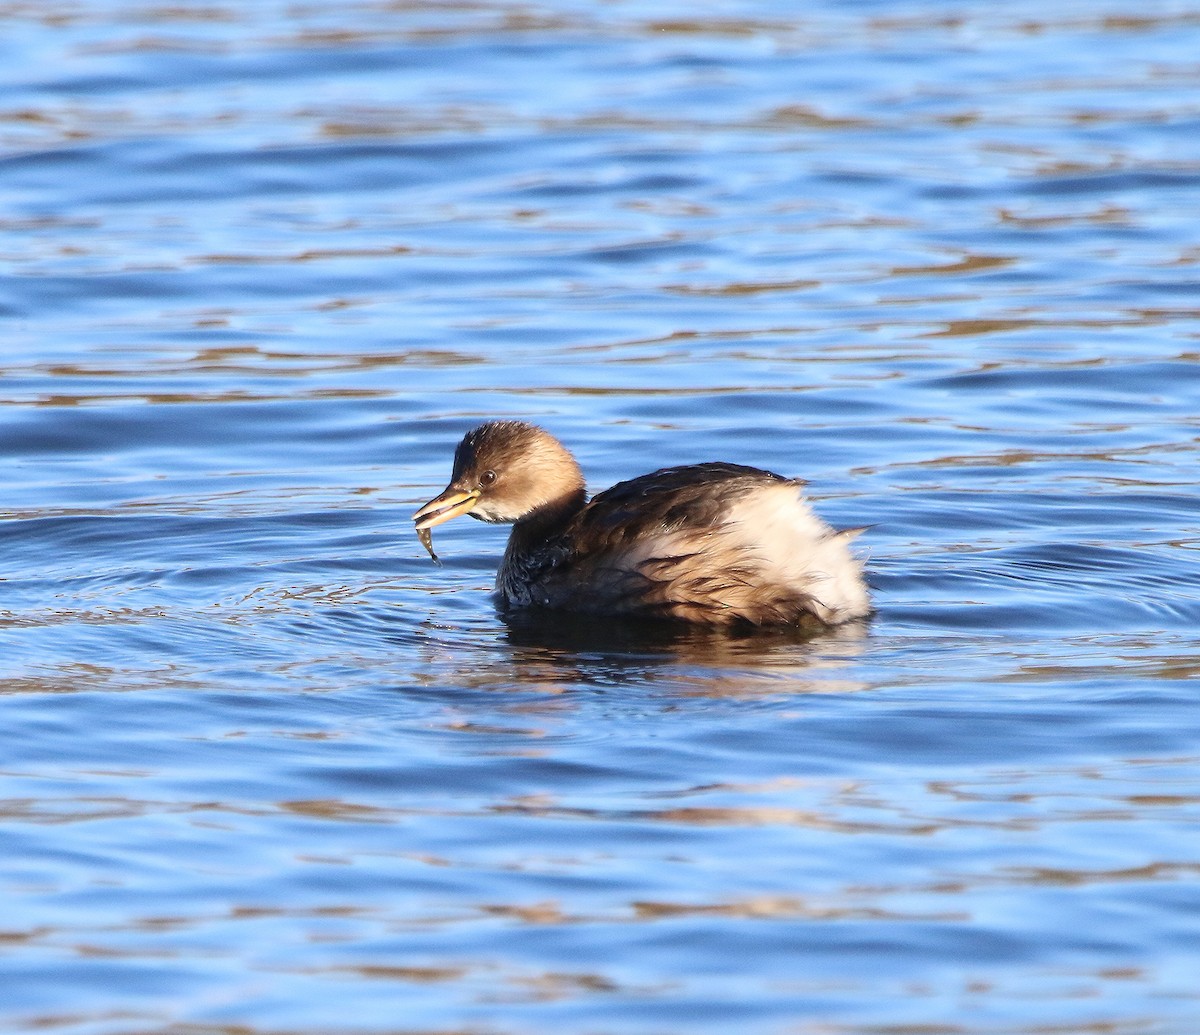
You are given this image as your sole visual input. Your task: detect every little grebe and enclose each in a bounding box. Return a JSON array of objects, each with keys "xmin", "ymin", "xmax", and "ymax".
[{"xmin": 413, "ymin": 421, "xmax": 870, "ymax": 627}]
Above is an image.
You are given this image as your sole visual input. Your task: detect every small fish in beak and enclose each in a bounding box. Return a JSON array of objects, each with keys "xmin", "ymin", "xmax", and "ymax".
[
  {"xmin": 416, "ymin": 525, "xmax": 440, "ymax": 565},
  {"xmin": 412, "ymin": 485, "xmax": 481, "ymax": 563}
]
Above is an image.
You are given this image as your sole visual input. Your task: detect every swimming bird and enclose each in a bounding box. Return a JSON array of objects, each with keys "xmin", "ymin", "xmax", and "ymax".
[{"xmin": 413, "ymin": 420, "xmax": 870, "ymax": 627}]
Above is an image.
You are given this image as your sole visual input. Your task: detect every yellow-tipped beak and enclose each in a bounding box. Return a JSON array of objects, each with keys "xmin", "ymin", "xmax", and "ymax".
[{"xmin": 413, "ymin": 486, "xmax": 481, "ymax": 530}]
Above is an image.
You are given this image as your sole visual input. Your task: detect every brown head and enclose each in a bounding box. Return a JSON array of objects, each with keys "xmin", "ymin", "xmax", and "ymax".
[{"xmin": 413, "ymin": 420, "xmax": 586, "ymax": 532}]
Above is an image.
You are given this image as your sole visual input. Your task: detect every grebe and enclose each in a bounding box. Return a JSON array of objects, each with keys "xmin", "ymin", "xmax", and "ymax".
[{"xmin": 413, "ymin": 421, "xmax": 870, "ymax": 627}]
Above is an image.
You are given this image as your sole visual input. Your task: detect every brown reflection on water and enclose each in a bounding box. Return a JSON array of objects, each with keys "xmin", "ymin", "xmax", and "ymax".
[
  {"xmin": 1000, "ymin": 861, "xmax": 1200, "ymax": 887},
  {"xmin": 316, "ymin": 109, "xmax": 491, "ymax": 138},
  {"xmin": 318, "ymin": 957, "xmax": 631, "ymax": 1004},
  {"xmin": 663, "ymin": 277, "xmax": 820, "ymax": 296},
  {"xmin": 630, "ymin": 896, "xmax": 963, "ymax": 924},
  {"xmin": 0, "ymin": 661, "xmax": 212, "ymax": 696},
  {"xmin": 890, "ymin": 254, "xmax": 1015, "ymax": 277},
  {"xmin": 998, "ymin": 204, "xmax": 1132, "ymax": 228},
  {"xmin": 279, "ymin": 798, "xmax": 396, "ymax": 824},
  {"xmin": 192, "ymin": 245, "xmax": 413, "ymax": 265},
  {"xmin": 7, "ymin": 387, "xmax": 390, "ymax": 407},
  {"xmin": 474, "ymin": 894, "xmax": 962, "ymax": 927},
  {"xmin": 492, "ymin": 615, "xmax": 872, "ymax": 698},
  {"xmin": 757, "ymin": 103, "xmax": 874, "ymax": 130},
  {"xmin": 4, "ymin": 343, "xmax": 483, "ymax": 381},
  {"xmin": 332, "ymin": 963, "xmax": 466, "ymax": 982},
  {"xmin": 644, "ymin": 804, "xmax": 940, "ymax": 836},
  {"xmin": 484, "ymin": 797, "xmax": 943, "ymax": 838}
]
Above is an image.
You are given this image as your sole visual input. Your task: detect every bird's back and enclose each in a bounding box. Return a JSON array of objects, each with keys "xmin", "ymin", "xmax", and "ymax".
[{"xmin": 499, "ymin": 463, "xmax": 870, "ymax": 626}]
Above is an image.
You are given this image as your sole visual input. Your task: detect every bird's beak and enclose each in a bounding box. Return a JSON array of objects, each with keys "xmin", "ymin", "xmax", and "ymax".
[{"xmin": 413, "ymin": 485, "xmax": 481, "ymax": 530}]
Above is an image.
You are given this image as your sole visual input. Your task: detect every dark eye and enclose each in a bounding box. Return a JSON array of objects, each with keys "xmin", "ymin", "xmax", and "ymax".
[{"xmin": 480, "ymin": 470, "xmax": 497, "ymax": 487}]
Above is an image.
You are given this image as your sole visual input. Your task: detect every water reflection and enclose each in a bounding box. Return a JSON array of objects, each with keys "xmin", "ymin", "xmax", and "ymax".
[{"xmin": 484, "ymin": 610, "xmax": 871, "ymax": 697}]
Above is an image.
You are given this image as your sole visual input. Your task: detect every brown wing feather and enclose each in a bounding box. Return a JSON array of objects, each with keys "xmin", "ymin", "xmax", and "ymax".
[
  {"xmin": 572, "ymin": 463, "xmax": 793, "ymax": 543},
  {"xmin": 524, "ymin": 463, "xmax": 815, "ymax": 624}
]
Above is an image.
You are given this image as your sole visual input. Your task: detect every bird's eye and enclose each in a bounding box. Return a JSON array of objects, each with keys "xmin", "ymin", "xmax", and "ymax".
[{"xmin": 480, "ymin": 470, "xmax": 497, "ymax": 487}]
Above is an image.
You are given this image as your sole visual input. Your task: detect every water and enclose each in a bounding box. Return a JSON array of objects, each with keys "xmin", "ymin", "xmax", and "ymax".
[{"xmin": 2, "ymin": 1, "xmax": 1200, "ymax": 1032}]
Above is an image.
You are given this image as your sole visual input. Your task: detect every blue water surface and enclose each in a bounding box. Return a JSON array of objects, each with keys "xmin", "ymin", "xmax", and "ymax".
[{"xmin": 2, "ymin": 1, "xmax": 1199, "ymax": 1033}]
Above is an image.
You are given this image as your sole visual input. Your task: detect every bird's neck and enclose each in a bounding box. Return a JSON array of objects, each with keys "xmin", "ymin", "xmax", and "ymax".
[
  {"xmin": 509, "ymin": 487, "xmax": 587, "ymax": 547},
  {"xmin": 497, "ymin": 487, "xmax": 586, "ymax": 602}
]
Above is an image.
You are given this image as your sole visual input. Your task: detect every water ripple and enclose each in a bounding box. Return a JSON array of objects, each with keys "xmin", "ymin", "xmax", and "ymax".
[{"xmin": 2, "ymin": 2, "xmax": 1200, "ymax": 1034}]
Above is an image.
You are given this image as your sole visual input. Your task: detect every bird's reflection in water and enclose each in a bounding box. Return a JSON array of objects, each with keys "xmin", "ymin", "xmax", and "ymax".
[{"xmin": 496, "ymin": 606, "xmax": 872, "ymax": 698}]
